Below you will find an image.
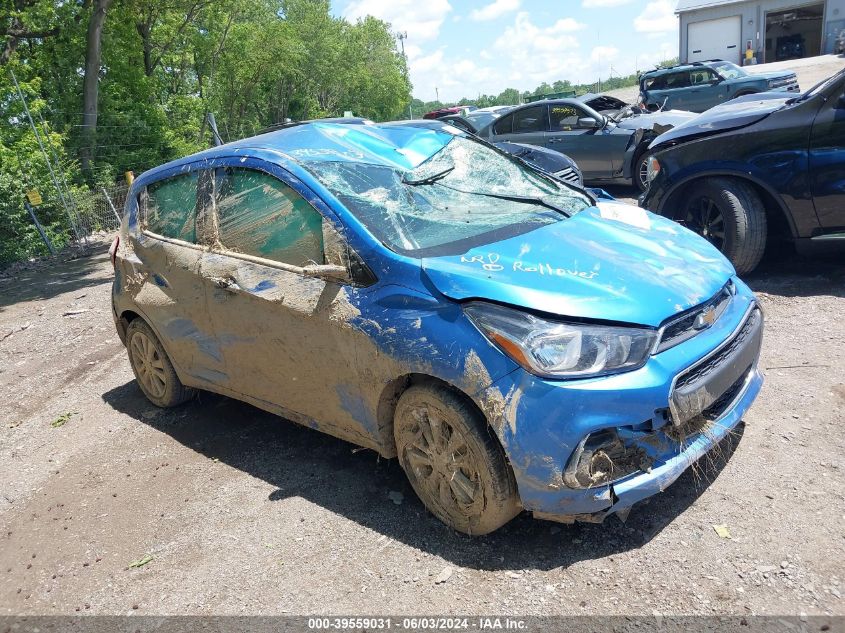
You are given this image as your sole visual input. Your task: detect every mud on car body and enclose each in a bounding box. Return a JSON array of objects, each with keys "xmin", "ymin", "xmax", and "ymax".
[{"xmin": 111, "ymin": 120, "xmax": 763, "ymax": 535}]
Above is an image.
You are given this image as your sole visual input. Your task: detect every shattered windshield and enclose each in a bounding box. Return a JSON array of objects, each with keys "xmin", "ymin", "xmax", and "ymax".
[{"xmin": 306, "ymin": 136, "xmax": 591, "ymax": 256}]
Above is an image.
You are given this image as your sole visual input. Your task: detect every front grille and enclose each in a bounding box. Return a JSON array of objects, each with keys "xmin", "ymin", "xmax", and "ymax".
[
  {"xmin": 675, "ymin": 308, "xmax": 761, "ymax": 391},
  {"xmin": 769, "ymin": 76, "xmax": 798, "ymax": 89},
  {"xmin": 701, "ymin": 366, "xmax": 752, "ymax": 420},
  {"xmin": 554, "ymin": 167, "xmax": 583, "ymax": 187},
  {"xmin": 656, "ymin": 281, "xmax": 733, "ymax": 353}
]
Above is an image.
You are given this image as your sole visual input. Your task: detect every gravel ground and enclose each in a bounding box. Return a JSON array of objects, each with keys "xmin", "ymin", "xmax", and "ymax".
[{"xmin": 0, "ymin": 230, "xmax": 843, "ymax": 617}]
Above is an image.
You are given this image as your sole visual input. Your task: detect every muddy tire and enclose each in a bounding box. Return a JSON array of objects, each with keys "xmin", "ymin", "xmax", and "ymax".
[
  {"xmin": 394, "ymin": 384, "xmax": 520, "ymax": 535},
  {"xmin": 682, "ymin": 177, "xmax": 767, "ymax": 275},
  {"xmin": 633, "ymin": 151, "xmax": 650, "ymax": 193},
  {"xmin": 126, "ymin": 319, "xmax": 194, "ymax": 408}
]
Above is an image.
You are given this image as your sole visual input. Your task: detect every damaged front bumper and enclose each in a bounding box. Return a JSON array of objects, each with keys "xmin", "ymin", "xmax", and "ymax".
[{"xmin": 481, "ymin": 278, "xmax": 764, "ymax": 524}]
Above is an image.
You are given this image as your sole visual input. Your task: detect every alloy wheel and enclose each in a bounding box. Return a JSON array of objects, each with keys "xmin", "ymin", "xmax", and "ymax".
[
  {"xmin": 129, "ymin": 331, "xmax": 168, "ymax": 399},
  {"xmin": 684, "ymin": 195, "xmax": 726, "ymax": 250},
  {"xmin": 402, "ymin": 406, "xmax": 484, "ymax": 520}
]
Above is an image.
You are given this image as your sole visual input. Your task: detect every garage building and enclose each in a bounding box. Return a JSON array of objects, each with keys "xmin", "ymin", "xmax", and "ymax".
[{"xmin": 677, "ymin": 0, "xmax": 845, "ymax": 64}]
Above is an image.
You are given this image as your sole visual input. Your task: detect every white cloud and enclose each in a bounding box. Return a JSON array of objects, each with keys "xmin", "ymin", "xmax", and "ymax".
[
  {"xmin": 343, "ymin": 0, "xmax": 452, "ymax": 41},
  {"xmin": 582, "ymin": 0, "xmax": 633, "ymax": 7},
  {"xmin": 590, "ymin": 45, "xmax": 619, "ymax": 63},
  {"xmin": 470, "ymin": 0, "xmax": 521, "ymax": 22},
  {"xmin": 634, "ymin": 0, "xmax": 678, "ymax": 34}
]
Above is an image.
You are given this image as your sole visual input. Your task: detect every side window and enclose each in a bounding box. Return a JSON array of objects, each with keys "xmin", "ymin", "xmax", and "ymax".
[
  {"xmin": 493, "ymin": 114, "xmax": 514, "ymax": 135},
  {"xmin": 690, "ymin": 69, "xmax": 716, "ymax": 85},
  {"xmin": 512, "ymin": 106, "xmax": 547, "ymax": 134},
  {"xmin": 644, "ymin": 75, "xmax": 666, "ymax": 90},
  {"xmin": 144, "ymin": 172, "xmax": 198, "ymax": 242},
  {"xmin": 214, "ymin": 167, "xmax": 324, "ymax": 267},
  {"xmin": 549, "ymin": 105, "xmax": 582, "ymax": 131},
  {"xmin": 664, "ymin": 71, "xmax": 691, "ymax": 90}
]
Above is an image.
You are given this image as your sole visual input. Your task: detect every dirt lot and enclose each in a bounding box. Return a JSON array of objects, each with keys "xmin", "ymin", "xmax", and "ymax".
[{"xmin": 0, "ymin": 230, "xmax": 843, "ymax": 618}]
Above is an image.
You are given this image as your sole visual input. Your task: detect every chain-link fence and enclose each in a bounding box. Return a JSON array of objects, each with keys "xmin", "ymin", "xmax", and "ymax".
[{"xmin": 72, "ymin": 183, "xmax": 127, "ymax": 236}]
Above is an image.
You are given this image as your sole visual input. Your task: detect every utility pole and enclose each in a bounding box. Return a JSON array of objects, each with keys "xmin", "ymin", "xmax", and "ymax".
[{"xmin": 397, "ymin": 31, "xmax": 412, "ymax": 120}]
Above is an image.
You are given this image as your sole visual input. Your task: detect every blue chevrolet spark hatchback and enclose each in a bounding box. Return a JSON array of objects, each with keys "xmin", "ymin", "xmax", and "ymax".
[{"xmin": 111, "ymin": 120, "xmax": 763, "ymax": 534}]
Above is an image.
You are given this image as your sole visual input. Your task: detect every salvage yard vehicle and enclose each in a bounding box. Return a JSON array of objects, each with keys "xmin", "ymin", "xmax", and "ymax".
[
  {"xmin": 638, "ymin": 60, "xmax": 799, "ymax": 113},
  {"xmin": 475, "ymin": 98, "xmax": 696, "ymax": 192},
  {"xmin": 640, "ymin": 68, "xmax": 845, "ymax": 275},
  {"xmin": 111, "ymin": 120, "xmax": 763, "ymax": 535}
]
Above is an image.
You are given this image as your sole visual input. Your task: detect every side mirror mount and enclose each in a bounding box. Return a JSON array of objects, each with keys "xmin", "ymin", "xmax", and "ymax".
[
  {"xmin": 837, "ymin": 93, "xmax": 845, "ymax": 109},
  {"xmin": 577, "ymin": 117, "xmax": 599, "ymax": 129}
]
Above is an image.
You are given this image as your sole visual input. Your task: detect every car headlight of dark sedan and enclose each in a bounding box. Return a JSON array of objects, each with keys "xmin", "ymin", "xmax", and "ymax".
[{"xmin": 647, "ymin": 156, "xmax": 661, "ymax": 182}]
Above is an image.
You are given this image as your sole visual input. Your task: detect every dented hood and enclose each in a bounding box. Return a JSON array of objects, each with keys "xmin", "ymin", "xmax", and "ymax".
[
  {"xmin": 421, "ymin": 202, "xmax": 734, "ymax": 327},
  {"xmin": 649, "ymin": 95, "xmax": 790, "ymax": 150}
]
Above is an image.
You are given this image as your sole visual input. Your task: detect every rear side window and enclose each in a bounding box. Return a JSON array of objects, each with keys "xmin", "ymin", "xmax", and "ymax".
[
  {"xmin": 513, "ymin": 106, "xmax": 546, "ymax": 133},
  {"xmin": 144, "ymin": 172, "xmax": 198, "ymax": 242},
  {"xmin": 493, "ymin": 114, "xmax": 513, "ymax": 135},
  {"xmin": 664, "ymin": 71, "xmax": 691, "ymax": 89},
  {"xmin": 214, "ymin": 167, "xmax": 324, "ymax": 267}
]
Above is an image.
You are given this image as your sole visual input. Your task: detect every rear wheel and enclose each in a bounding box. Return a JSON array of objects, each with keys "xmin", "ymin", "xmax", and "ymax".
[
  {"xmin": 126, "ymin": 319, "xmax": 195, "ymax": 407},
  {"xmin": 394, "ymin": 384, "xmax": 520, "ymax": 535},
  {"xmin": 682, "ymin": 178, "xmax": 767, "ymax": 274}
]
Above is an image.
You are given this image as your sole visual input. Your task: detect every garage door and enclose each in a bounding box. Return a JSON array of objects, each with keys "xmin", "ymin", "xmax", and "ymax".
[{"xmin": 688, "ymin": 16, "xmax": 741, "ymax": 63}]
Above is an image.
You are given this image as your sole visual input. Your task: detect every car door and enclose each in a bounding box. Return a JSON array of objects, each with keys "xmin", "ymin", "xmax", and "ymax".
[
  {"xmin": 687, "ymin": 68, "xmax": 720, "ymax": 112},
  {"xmin": 488, "ymin": 104, "xmax": 547, "ymax": 147},
  {"xmin": 131, "ymin": 166, "xmax": 228, "ymax": 385},
  {"xmin": 660, "ymin": 71, "xmax": 692, "ymax": 110},
  {"xmin": 809, "ymin": 82, "xmax": 845, "ymax": 230},
  {"xmin": 545, "ymin": 103, "xmax": 615, "ymax": 179},
  {"xmin": 197, "ymin": 159, "xmax": 373, "ymax": 443}
]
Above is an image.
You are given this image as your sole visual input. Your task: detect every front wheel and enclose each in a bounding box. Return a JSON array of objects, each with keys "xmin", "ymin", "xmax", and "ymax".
[
  {"xmin": 394, "ymin": 384, "xmax": 520, "ymax": 535},
  {"xmin": 682, "ymin": 178, "xmax": 767, "ymax": 274},
  {"xmin": 633, "ymin": 152, "xmax": 650, "ymax": 193}
]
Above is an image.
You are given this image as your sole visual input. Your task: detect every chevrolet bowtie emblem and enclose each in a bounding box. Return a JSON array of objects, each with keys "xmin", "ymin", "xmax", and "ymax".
[{"xmin": 694, "ymin": 306, "xmax": 717, "ymax": 330}]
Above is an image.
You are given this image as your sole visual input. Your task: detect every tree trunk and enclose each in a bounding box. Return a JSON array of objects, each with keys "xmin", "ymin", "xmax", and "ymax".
[{"xmin": 81, "ymin": 0, "xmax": 113, "ymax": 175}]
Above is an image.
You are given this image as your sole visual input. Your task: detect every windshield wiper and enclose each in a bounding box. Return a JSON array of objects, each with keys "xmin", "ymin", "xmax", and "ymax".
[
  {"xmin": 402, "ymin": 166, "xmax": 455, "ymax": 186},
  {"xmin": 435, "ymin": 183, "xmax": 571, "ymax": 217}
]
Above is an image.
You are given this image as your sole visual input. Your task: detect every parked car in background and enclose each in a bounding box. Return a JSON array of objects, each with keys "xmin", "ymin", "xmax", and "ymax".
[
  {"xmin": 439, "ymin": 109, "xmax": 512, "ymax": 134},
  {"xmin": 475, "ymin": 98, "xmax": 696, "ymax": 191},
  {"xmin": 640, "ymin": 68, "xmax": 845, "ymax": 274},
  {"xmin": 111, "ymin": 119, "xmax": 763, "ymax": 534},
  {"xmin": 638, "ymin": 60, "xmax": 799, "ymax": 113}
]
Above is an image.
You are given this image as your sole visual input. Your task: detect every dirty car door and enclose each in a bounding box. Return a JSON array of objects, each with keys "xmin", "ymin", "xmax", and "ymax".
[
  {"xmin": 198, "ymin": 161, "xmax": 375, "ymax": 446},
  {"xmin": 128, "ymin": 167, "xmax": 226, "ymax": 384}
]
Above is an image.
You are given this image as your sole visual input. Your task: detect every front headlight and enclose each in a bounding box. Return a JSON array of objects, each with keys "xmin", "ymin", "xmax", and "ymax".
[
  {"xmin": 647, "ymin": 156, "xmax": 661, "ymax": 182},
  {"xmin": 464, "ymin": 302, "xmax": 658, "ymax": 379}
]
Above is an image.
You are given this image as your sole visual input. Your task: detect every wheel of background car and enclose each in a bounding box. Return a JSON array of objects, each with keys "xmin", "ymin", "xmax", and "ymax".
[
  {"xmin": 126, "ymin": 319, "xmax": 195, "ymax": 408},
  {"xmin": 634, "ymin": 153, "xmax": 650, "ymax": 193},
  {"xmin": 683, "ymin": 178, "xmax": 767, "ymax": 275},
  {"xmin": 393, "ymin": 384, "xmax": 520, "ymax": 535}
]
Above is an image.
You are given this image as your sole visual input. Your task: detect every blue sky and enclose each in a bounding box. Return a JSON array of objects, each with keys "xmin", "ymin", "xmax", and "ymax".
[{"xmin": 333, "ymin": 0, "xmax": 680, "ymax": 102}]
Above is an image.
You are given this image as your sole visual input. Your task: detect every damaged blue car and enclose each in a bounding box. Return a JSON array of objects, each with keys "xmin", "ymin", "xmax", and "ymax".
[{"xmin": 111, "ymin": 120, "xmax": 763, "ymax": 535}]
